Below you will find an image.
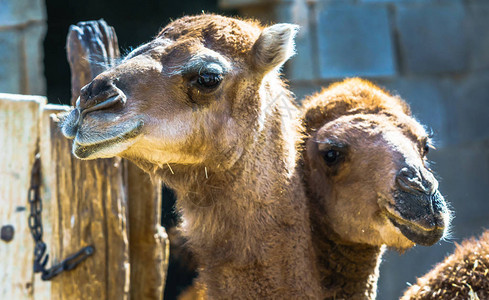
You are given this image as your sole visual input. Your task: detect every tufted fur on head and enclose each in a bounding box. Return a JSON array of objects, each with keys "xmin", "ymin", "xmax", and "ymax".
[{"xmin": 302, "ymin": 78, "xmax": 411, "ymax": 134}]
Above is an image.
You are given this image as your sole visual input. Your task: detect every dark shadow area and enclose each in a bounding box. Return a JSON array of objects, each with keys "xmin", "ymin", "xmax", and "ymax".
[{"xmin": 161, "ymin": 186, "xmax": 199, "ymax": 299}]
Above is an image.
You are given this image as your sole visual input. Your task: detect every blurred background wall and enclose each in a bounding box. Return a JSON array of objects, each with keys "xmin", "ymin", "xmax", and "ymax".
[
  {"xmin": 0, "ymin": 0, "xmax": 46, "ymax": 95},
  {"xmin": 0, "ymin": 0, "xmax": 487, "ymax": 299}
]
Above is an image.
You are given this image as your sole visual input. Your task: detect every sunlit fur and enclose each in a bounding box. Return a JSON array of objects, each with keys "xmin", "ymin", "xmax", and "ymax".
[
  {"xmin": 301, "ymin": 78, "xmax": 451, "ymax": 299},
  {"xmin": 401, "ymin": 230, "xmax": 489, "ymax": 300},
  {"xmin": 61, "ymin": 14, "xmax": 323, "ymax": 299}
]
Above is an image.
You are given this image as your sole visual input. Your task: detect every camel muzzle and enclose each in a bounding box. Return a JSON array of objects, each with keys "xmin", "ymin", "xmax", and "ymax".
[
  {"xmin": 385, "ymin": 188, "xmax": 448, "ymax": 246},
  {"xmin": 60, "ymin": 79, "xmax": 143, "ymax": 160},
  {"xmin": 379, "ymin": 165, "xmax": 449, "ymax": 246},
  {"xmin": 61, "ymin": 92, "xmax": 125, "ymax": 140}
]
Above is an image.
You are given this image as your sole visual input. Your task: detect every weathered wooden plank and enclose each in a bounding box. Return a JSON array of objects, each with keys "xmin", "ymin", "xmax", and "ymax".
[
  {"xmin": 31, "ymin": 104, "xmax": 70, "ymax": 300},
  {"xmin": 47, "ymin": 110, "xmax": 130, "ymax": 300},
  {"xmin": 126, "ymin": 164, "xmax": 169, "ymax": 300},
  {"xmin": 0, "ymin": 93, "xmax": 45, "ymax": 300}
]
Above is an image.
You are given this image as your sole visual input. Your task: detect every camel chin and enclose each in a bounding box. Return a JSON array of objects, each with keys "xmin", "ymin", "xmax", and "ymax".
[
  {"xmin": 378, "ymin": 190, "xmax": 448, "ymax": 247},
  {"xmin": 61, "ymin": 107, "xmax": 144, "ymax": 160}
]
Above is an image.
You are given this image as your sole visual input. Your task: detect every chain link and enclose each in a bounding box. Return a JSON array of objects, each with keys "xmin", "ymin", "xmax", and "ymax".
[{"xmin": 28, "ymin": 154, "xmax": 94, "ymax": 280}]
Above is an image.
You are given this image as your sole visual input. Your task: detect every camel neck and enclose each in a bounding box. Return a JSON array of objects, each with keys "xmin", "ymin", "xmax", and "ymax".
[
  {"xmin": 150, "ymin": 95, "xmax": 322, "ymax": 298},
  {"xmin": 311, "ymin": 211, "xmax": 384, "ymax": 300}
]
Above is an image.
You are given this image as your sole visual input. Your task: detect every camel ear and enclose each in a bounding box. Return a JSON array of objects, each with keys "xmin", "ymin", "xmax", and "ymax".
[{"xmin": 251, "ymin": 23, "xmax": 299, "ymax": 73}]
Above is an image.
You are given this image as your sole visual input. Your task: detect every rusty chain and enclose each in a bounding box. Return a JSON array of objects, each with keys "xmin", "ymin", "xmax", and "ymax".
[{"xmin": 28, "ymin": 154, "xmax": 94, "ymax": 280}]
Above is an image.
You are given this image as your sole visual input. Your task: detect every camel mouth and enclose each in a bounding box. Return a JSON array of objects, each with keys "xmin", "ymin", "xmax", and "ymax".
[
  {"xmin": 61, "ymin": 94, "xmax": 127, "ymax": 140},
  {"xmin": 378, "ymin": 191, "xmax": 448, "ymax": 246},
  {"xmin": 384, "ymin": 211, "xmax": 445, "ymax": 246},
  {"xmin": 72, "ymin": 119, "xmax": 144, "ymax": 159},
  {"xmin": 60, "ymin": 93, "xmax": 145, "ymax": 160}
]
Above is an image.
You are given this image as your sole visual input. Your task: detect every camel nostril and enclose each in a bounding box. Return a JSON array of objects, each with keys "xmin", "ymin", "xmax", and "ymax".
[
  {"xmin": 398, "ymin": 167, "xmax": 415, "ymax": 180},
  {"xmin": 80, "ymin": 84, "xmax": 91, "ymax": 100},
  {"xmin": 80, "ymin": 93, "xmax": 126, "ymax": 118},
  {"xmin": 396, "ymin": 166, "xmax": 430, "ymax": 194},
  {"xmin": 78, "ymin": 78, "xmax": 120, "ymax": 110},
  {"xmin": 77, "ymin": 77, "xmax": 128, "ymax": 115}
]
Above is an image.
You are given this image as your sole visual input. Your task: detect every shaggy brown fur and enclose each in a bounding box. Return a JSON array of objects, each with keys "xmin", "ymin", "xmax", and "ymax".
[
  {"xmin": 301, "ymin": 78, "xmax": 450, "ymax": 299},
  {"xmin": 62, "ymin": 15, "xmax": 323, "ymax": 298},
  {"xmin": 401, "ymin": 230, "xmax": 489, "ymax": 300}
]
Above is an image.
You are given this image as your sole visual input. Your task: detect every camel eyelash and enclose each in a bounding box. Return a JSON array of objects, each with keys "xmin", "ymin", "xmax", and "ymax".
[
  {"xmin": 312, "ymin": 138, "xmax": 348, "ymax": 149},
  {"xmin": 425, "ymin": 138, "xmax": 436, "ymax": 150}
]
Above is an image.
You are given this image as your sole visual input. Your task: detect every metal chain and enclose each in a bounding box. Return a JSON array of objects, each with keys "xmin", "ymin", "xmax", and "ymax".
[{"xmin": 28, "ymin": 154, "xmax": 94, "ymax": 280}]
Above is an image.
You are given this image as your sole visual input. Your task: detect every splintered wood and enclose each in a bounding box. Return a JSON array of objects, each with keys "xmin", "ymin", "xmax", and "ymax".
[{"xmin": 127, "ymin": 164, "xmax": 169, "ymax": 300}]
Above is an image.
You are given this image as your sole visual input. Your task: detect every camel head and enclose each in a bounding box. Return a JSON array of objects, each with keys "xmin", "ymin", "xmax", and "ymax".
[
  {"xmin": 62, "ymin": 15, "xmax": 298, "ymax": 172},
  {"xmin": 303, "ymin": 79, "xmax": 450, "ymax": 250}
]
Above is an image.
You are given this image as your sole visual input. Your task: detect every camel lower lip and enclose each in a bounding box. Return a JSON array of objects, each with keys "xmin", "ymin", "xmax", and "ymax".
[
  {"xmin": 386, "ymin": 212, "xmax": 445, "ymax": 246},
  {"xmin": 73, "ymin": 120, "xmax": 144, "ymax": 159},
  {"xmin": 378, "ymin": 191, "xmax": 447, "ymax": 246}
]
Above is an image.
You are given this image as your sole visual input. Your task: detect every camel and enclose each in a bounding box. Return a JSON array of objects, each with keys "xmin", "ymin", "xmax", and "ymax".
[
  {"xmin": 301, "ymin": 78, "xmax": 451, "ymax": 299},
  {"xmin": 401, "ymin": 229, "xmax": 489, "ymax": 300},
  {"xmin": 61, "ymin": 14, "xmax": 323, "ymax": 299}
]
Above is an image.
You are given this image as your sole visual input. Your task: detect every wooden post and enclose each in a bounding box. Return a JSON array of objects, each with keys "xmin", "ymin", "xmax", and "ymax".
[
  {"xmin": 45, "ymin": 109, "xmax": 131, "ymax": 300},
  {"xmin": 126, "ymin": 165, "xmax": 169, "ymax": 300},
  {"xmin": 36, "ymin": 105, "xmax": 72, "ymax": 300},
  {"xmin": 0, "ymin": 93, "xmax": 45, "ymax": 299},
  {"xmin": 65, "ymin": 20, "xmax": 169, "ymax": 299}
]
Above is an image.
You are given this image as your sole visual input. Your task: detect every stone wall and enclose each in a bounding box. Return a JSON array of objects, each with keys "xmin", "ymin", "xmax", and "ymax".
[
  {"xmin": 0, "ymin": 0, "xmax": 47, "ymax": 95},
  {"xmin": 221, "ymin": 0, "xmax": 489, "ymax": 298}
]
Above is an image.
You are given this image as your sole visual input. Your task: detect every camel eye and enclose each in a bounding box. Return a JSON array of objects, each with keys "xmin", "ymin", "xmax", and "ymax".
[
  {"xmin": 196, "ymin": 72, "xmax": 222, "ymax": 89},
  {"xmin": 322, "ymin": 149, "xmax": 342, "ymax": 166}
]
